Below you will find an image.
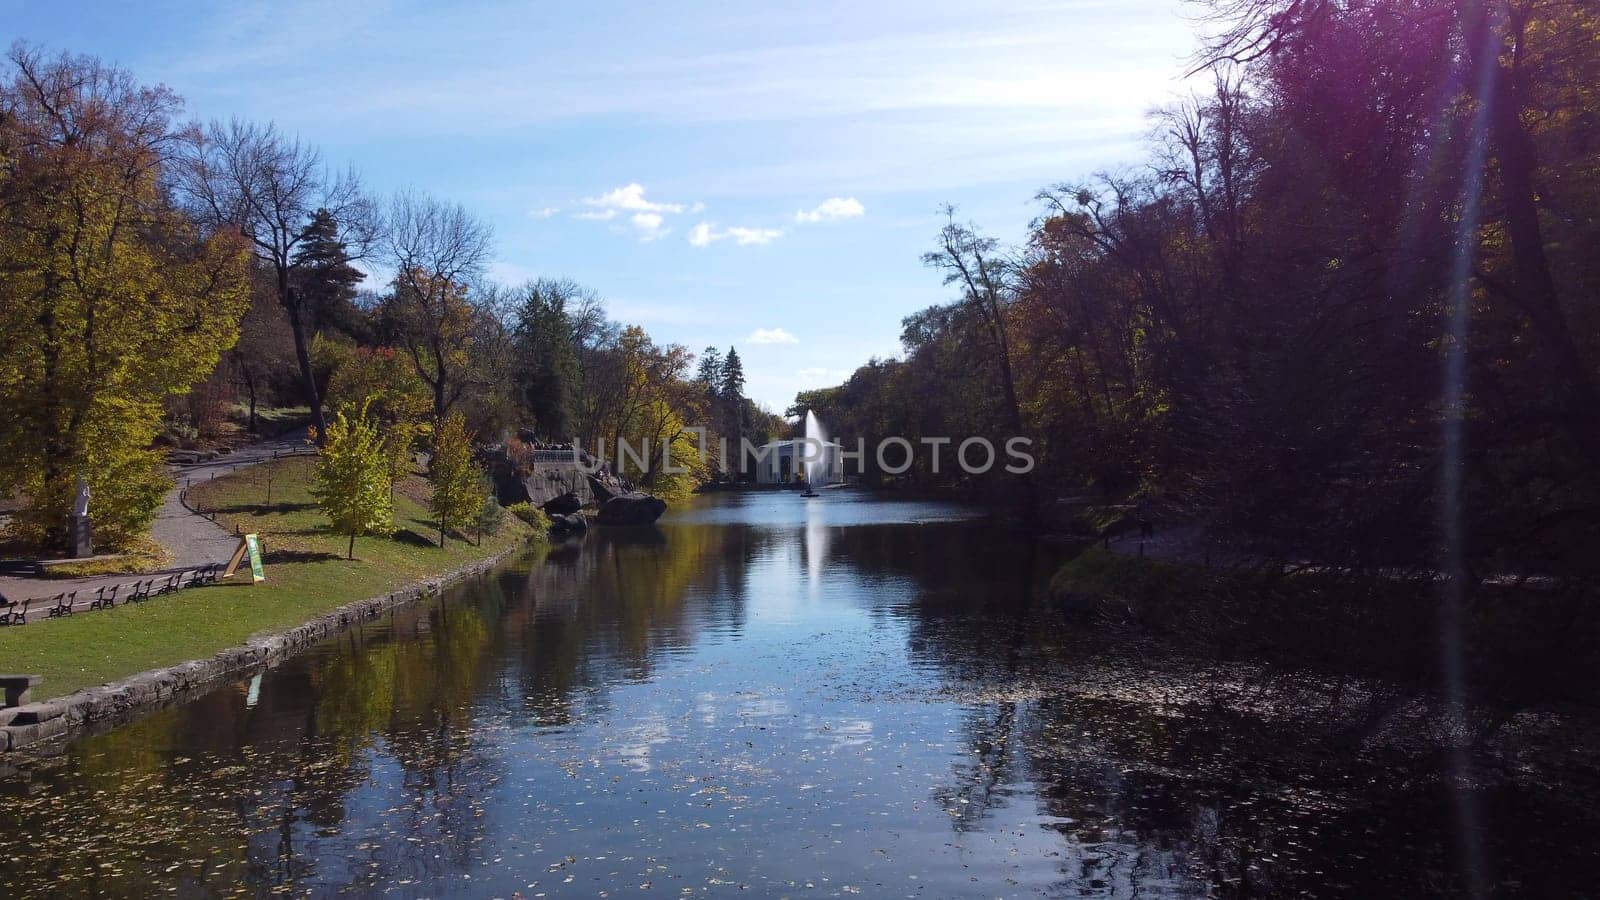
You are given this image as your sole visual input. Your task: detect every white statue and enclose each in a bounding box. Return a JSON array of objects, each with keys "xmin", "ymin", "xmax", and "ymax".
[{"xmin": 72, "ymin": 475, "xmax": 91, "ymax": 518}]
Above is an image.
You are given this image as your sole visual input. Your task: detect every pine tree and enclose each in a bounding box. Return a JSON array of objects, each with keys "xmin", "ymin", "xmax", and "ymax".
[
  {"xmin": 513, "ymin": 280, "xmax": 582, "ymax": 438},
  {"xmin": 291, "ymin": 208, "xmax": 368, "ymax": 342},
  {"xmin": 719, "ymin": 346, "xmax": 746, "ymax": 400},
  {"xmin": 311, "ymin": 401, "xmax": 395, "ymax": 559},
  {"xmin": 429, "ymin": 413, "xmax": 487, "ymax": 547},
  {"xmin": 696, "ymin": 347, "xmax": 723, "ymax": 392},
  {"xmin": 719, "ymin": 347, "xmax": 747, "ymax": 467}
]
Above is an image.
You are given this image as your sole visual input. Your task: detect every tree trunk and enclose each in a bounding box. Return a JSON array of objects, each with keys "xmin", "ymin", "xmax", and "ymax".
[
  {"xmin": 244, "ymin": 372, "xmax": 259, "ymax": 435},
  {"xmin": 280, "ymin": 282, "xmax": 328, "ymax": 445},
  {"xmin": 347, "ymin": 532, "xmax": 355, "ymax": 560}
]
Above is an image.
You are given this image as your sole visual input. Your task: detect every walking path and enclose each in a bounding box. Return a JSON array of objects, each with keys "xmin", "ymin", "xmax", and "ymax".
[{"xmin": 0, "ymin": 431, "xmax": 311, "ymax": 623}]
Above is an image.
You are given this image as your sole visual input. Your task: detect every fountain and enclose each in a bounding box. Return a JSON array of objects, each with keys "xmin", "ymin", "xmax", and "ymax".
[{"xmin": 801, "ymin": 410, "xmax": 826, "ymax": 497}]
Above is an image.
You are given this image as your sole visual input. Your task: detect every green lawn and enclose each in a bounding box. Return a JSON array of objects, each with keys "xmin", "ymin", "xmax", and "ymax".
[{"xmin": 0, "ymin": 457, "xmax": 537, "ymax": 700}]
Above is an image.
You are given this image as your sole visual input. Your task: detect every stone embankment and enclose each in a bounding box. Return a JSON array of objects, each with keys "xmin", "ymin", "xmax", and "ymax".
[{"xmin": 0, "ymin": 546, "xmax": 521, "ymax": 755}]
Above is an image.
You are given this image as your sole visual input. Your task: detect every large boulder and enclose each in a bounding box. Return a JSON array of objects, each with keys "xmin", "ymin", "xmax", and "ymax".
[
  {"xmin": 548, "ymin": 512, "xmax": 589, "ymax": 536},
  {"xmin": 596, "ymin": 493, "xmax": 668, "ymax": 526},
  {"xmin": 541, "ymin": 491, "xmax": 583, "ymax": 516},
  {"xmin": 479, "ymin": 445, "xmax": 532, "ymax": 506}
]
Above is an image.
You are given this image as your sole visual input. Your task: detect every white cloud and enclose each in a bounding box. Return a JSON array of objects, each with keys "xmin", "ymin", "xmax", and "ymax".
[
  {"xmin": 728, "ymin": 226, "xmax": 783, "ymax": 245},
  {"xmin": 748, "ymin": 327, "xmax": 799, "ymax": 345},
  {"xmin": 527, "ymin": 206, "xmax": 560, "ymax": 219},
  {"xmin": 578, "ymin": 183, "xmax": 694, "ymax": 240},
  {"xmin": 688, "ymin": 222, "xmax": 784, "ymax": 247},
  {"xmin": 631, "ymin": 211, "xmax": 670, "ymax": 241},
  {"xmin": 794, "ymin": 197, "xmax": 865, "ymax": 224},
  {"xmin": 582, "ymin": 183, "xmax": 689, "ymax": 215}
]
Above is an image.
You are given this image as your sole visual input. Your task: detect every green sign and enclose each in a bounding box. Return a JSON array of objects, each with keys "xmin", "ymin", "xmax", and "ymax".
[
  {"xmin": 245, "ymin": 533, "xmax": 265, "ymax": 583},
  {"xmin": 226, "ymin": 533, "xmax": 267, "ymax": 583}
]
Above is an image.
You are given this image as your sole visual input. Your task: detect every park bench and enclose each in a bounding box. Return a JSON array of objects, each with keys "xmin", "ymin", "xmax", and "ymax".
[
  {"xmin": 46, "ymin": 591, "xmax": 77, "ymax": 618},
  {"xmin": 0, "ymin": 596, "xmax": 29, "ymax": 626},
  {"xmin": 0, "ymin": 674, "xmax": 41, "ymax": 708},
  {"xmin": 126, "ymin": 579, "xmax": 153, "ymax": 604},
  {"xmin": 90, "ymin": 583, "xmax": 119, "ymax": 610},
  {"xmin": 154, "ymin": 572, "xmax": 183, "ymax": 596}
]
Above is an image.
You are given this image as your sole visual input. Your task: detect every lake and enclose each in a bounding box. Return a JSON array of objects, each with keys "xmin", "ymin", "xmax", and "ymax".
[{"xmin": 2, "ymin": 490, "xmax": 1596, "ymax": 896}]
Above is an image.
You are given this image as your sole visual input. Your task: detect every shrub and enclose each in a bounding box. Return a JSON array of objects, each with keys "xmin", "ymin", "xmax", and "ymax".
[
  {"xmin": 507, "ymin": 502, "xmax": 552, "ymax": 534},
  {"xmin": 475, "ymin": 492, "xmax": 507, "ymax": 539}
]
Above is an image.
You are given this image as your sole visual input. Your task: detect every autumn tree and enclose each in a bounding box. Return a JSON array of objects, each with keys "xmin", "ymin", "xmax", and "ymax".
[
  {"xmin": 0, "ymin": 44, "xmax": 252, "ymax": 551},
  {"xmin": 923, "ymin": 206, "xmax": 1024, "ymax": 440},
  {"xmin": 428, "ymin": 413, "xmax": 486, "ymax": 547},
  {"xmin": 322, "ymin": 344, "xmax": 432, "ymax": 486},
  {"xmin": 312, "ymin": 401, "xmax": 394, "ymax": 559}
]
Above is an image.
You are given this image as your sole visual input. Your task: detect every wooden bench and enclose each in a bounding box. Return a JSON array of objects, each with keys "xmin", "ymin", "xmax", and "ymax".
[{"xmin": 0, "ymin": 674, "xmax": 41, "ymax": 708}]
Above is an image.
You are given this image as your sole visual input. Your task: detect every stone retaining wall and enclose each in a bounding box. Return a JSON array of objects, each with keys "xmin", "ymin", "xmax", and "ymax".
[{"xmin": 0, "ymin": 543, "xmax": 527, "ymax": 755}]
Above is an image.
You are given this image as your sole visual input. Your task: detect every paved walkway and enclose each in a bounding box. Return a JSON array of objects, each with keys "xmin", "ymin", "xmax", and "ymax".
[{"xmin": 0, "ymin": 431, "xmax": 312, "ymax": 623}]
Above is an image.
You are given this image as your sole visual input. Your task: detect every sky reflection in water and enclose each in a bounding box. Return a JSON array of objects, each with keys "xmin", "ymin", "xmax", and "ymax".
[{"xmin": 1, "ymin": 491, "xmax": 1595, "ymax": 897}]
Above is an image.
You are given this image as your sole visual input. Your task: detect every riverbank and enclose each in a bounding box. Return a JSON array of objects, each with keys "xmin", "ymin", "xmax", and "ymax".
[{"xmin": 0, "ymin": 457, "xmax": 540, "ymax": 752}]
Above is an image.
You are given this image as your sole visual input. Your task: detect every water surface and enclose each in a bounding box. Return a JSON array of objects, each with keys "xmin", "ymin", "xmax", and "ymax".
[{"xmin": 2, "ymin": 491, "xmax": 1596, "ymax": 896}]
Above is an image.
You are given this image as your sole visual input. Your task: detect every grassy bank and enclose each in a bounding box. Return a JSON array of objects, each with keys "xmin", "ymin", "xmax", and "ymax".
[{"xmin": 0, "ymin": 457, "xmax": 538, "ymax": 700}]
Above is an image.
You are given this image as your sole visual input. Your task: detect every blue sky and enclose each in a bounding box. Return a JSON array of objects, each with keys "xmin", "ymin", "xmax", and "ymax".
[{"xmin": 5, "ymin": 0, "xmax": 1201, "ymax": 411}]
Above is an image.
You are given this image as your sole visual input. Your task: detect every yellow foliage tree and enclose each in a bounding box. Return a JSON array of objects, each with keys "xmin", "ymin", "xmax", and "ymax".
[
  {"xmin": 428, "ymin": 413, "xmax": 487, "ymax": 547},
  {"xmin": 311, "ymin": 401, "xmax": 395, "ymax": 560},
  {"xmin": 0, "ymin": 46, "xmax": 251, "ymax": 551}
]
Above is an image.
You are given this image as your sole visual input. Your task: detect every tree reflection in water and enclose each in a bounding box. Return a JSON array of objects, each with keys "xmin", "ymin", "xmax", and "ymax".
[{"xmin": 1, "ymin": 491, "xmax": 1596, "ymax": 896}]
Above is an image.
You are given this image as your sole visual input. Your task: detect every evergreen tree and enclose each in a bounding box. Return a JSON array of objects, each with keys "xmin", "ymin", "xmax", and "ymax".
[
  {"xmin": 719, "ymin": 347, "xmax": 746, "ymax": 403},
  {"xmin": 291, "ymin": 208, "xmax": 369, "ymax": 342},
  {"xmin": 719, "ymin": 347, "xmax": 747, "ymax": 472},
  {"xmin": 513, "ymin": 280, "xmax": 582, "ymax": 438},
  {"xmin": 311, "ymin": 401, "xmax": 395, "ymax": 559},
  {"xmin": 428, "ymin": 413, "xmax": 487, "ymax": 547},
  {"xmin": 696, "ymin": 347, "xmax": 723, "ymax": 394},
  {"xmin": 696, "ymin": 345, "xmax": 724, "ymax": 450},
  {"xmin": 473, "ymin": 480, "xmax": 505, "ymax": 545}
]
